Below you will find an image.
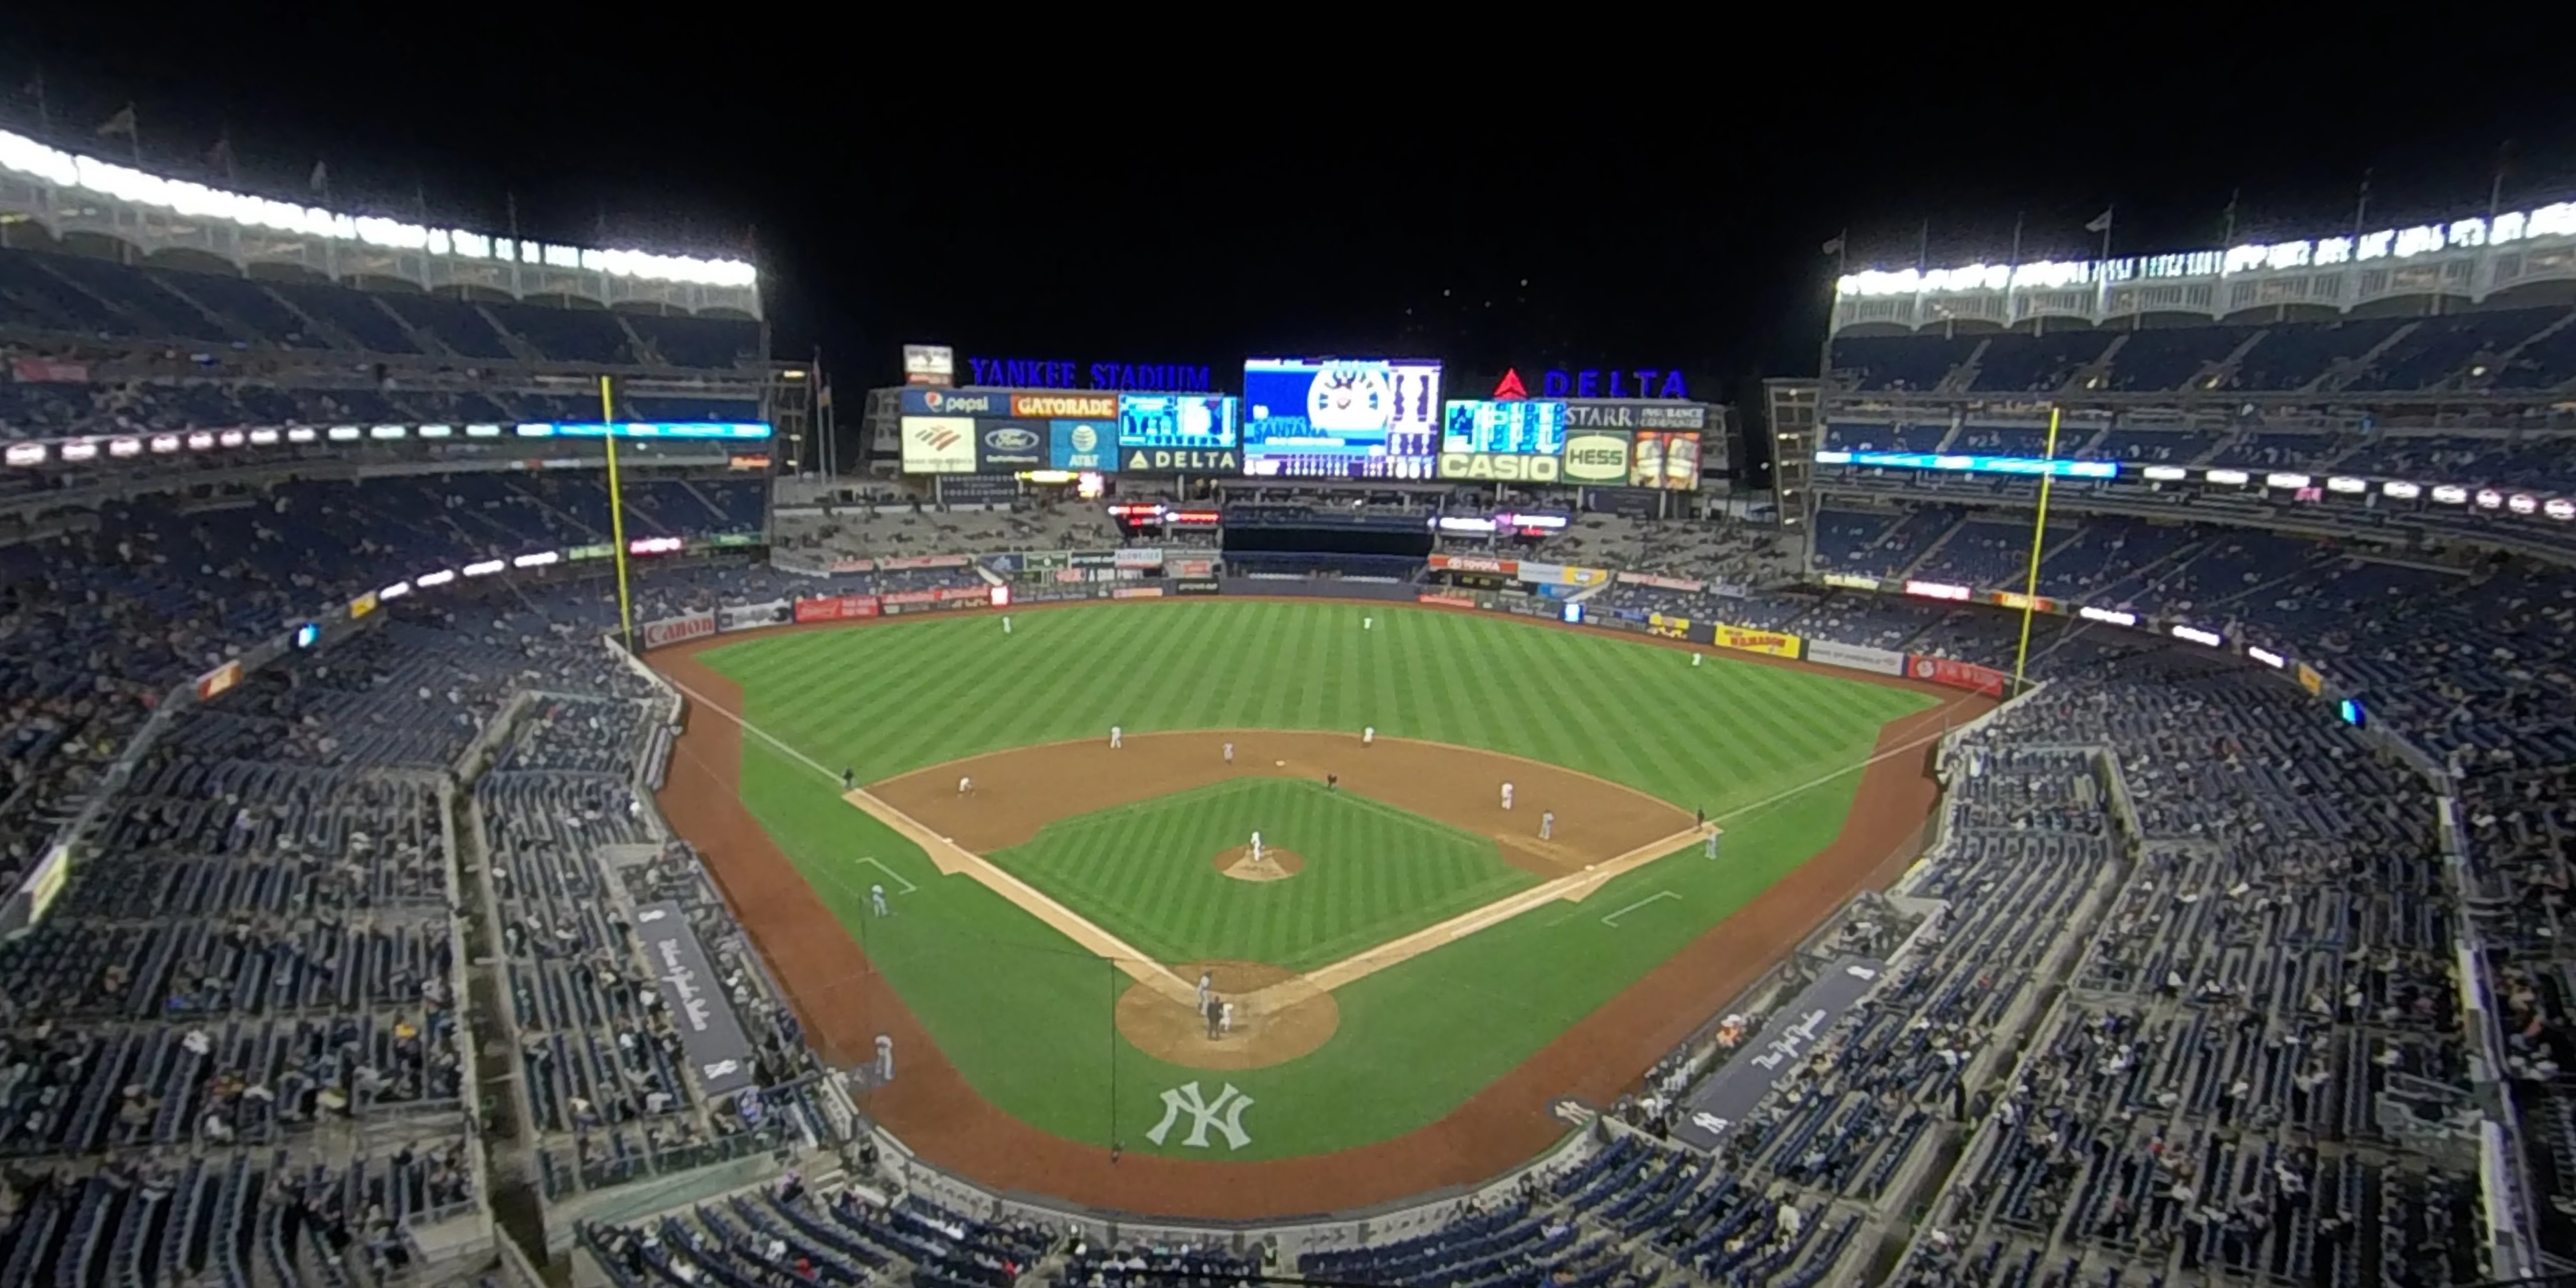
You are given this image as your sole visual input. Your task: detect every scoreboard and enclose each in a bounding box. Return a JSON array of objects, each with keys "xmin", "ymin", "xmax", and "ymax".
[
  {"xmin": 1443, "ymin": 400, "xmax": 1567, "ymax": 456},
  {"xmin": 1118, "ymin": 395, "xmax": 1238, "ymax": 449}
]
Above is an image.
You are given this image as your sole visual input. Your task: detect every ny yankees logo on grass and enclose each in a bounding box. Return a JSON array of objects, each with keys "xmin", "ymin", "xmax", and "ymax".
[{"xmin": 1145, "ymin": 1081, "xmax": 1255, "ymax": 1150}]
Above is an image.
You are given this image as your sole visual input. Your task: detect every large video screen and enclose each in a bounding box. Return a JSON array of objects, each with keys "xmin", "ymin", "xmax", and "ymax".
[
  {"xmin": 1118, "ymin": 395, "xmax": 1238, "ymax": 449},
  {"xmin": 1628, "ymin": 431, "xmax": 1703, "ymax": 490},
  {"xmin": 1442, "ymin": 400, "xmax": 1567, "ymax": 455},
  {"xmin": 1241, "ymin": 358, "xmax": 1442, "ymax": 480}
]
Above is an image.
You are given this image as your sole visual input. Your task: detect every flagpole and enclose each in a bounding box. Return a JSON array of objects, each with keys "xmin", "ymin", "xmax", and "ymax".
[{"xmin": 601, "ymin": 376, "xmax": 636, "ymax": 655}]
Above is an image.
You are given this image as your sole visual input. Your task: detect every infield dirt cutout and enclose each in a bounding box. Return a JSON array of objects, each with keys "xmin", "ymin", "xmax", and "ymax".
[
  {"xmin": 848, "ymin": 729, "xmax": 1711, "ymax": 1070},
  {"xmin": 1213, "ymin": 845, "xmax": 1305, "ymax": 882},
  {"xmin": 1117, "ymin": 960, "xmax": 1338, "ymax": 1069}
]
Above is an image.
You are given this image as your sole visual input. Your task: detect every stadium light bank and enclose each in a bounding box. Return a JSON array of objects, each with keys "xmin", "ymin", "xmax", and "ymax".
[
  {"xmin": 1834, "ymin": 200, "xmax": 2576, "ymax": 300},
  {"xmin": 0, "ymin": 129, "xmax": 755, "ymax": 290}
]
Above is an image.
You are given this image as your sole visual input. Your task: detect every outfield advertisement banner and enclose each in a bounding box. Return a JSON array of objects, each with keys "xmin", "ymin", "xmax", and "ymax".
[
  {"xmin": 879, "ymin": 554, "xmax": 973, "ymax": 570},
  {"xmin": 1115, "ymin": 549, "xmax": 1165, "ymax": 570},
  {"xmin": 1418, "ymin": 593, "xmax": 1479, "ymax": 609},
  {"xmin": 1806, "ymin": 639, "xmax": 1905, "ymax": 675},
  {"xmin": 882, "ymin": 587, "xmax": 994, "ymax": 607},
  {"xmin": 1669, "ymin": 958, "xmax": 1886, "ymax": 1154},
  {"xmin": 1909, "ymin": 654, "xmax": 2008, "ymax": 696},
  {"xmin": 794, "ymin": 594, "xmax": 882, "ymax": 623},
  {"xmin": 1617, "ymin": 570, "xmax": 1704, "ymax": 593},
  {"xmin": 1713, "ymin": 625, "xmax": 1801, "ymax": 658},
  {"xmin": 1516, "ymin": 562, "xmax": 1611, "ymax": 588},
  {"xmin": 1112, "ymin": 586, "xmax": 1165, "ymax": 600},
  {"xmin": 1170, "ymin": 557, "xmax": 1215, "ymax": 578},
  {"xmin": 829, "ymin": 557, "xmax": 877, "ymax": 574},
  {"xmin": 1429, "ymin": 554, "xmax": 1519, "ymax": 576},
  {"xmin": 636, "ymin": 901, "xmax": 760, "ymax": 1097},
  {"xmin": 719, "ymin": 602, "xmax": 791, "ymax": 633},
  {"xmin": 642, "ymin": 611, "xmax": 717, "ymax": 649},
  {"xmin": 1173, "ymin": 580, "xmax": 1222, "ymax": 595},
  {"xmin": 1646, "ymin": 613, "xmax": 1706, "ymax": 642}
]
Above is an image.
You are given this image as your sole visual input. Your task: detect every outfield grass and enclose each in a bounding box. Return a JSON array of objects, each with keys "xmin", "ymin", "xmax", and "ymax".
[
  {"xmin": 702, "ymin": 601, "xmax": 1939, "ymax": 1159},
  {"xmin": 986, "ymin": 779, "xmax": 1536, "ymax": 972}
]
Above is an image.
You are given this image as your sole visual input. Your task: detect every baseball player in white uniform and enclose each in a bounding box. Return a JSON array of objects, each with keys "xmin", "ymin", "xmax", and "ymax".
[
  {"xmin": 1501, "ymin": 782, "xmax": 1515, "ymax": 811},
  {"xmin": 1363, "ymin": 726, "xmax": 1375, "ymax": 746},
  {"xmin": 1541, "ymin": 810, "xmax": 1555, "ymax": 841},
  {"xmin": 1706, "ymin": 831, "xmax": 1721, "ymax": 860},
  {"xmin": 957, "ymin": 775, "xmax": 972, "ymax": 796},
  {"xmin": 1364, "ymin": 617, "xmax": 1373, "ymax": 631},
  {"xmin": 1223, "ymin": 741, "xmax": 1234, "ymax": 764},
  {"xmin": 870, "ymin": 884, "xmax": 890, "ymax": 917},
  {"xmin": 875, "ymin": 1034, "xmax": 894, "ymax": 1083},
  {"xmin": 1250, "ymin": 831, "xmax": 1265, "ymax": 864},
  {"xmin": 1219, "ymin": 1001, "xmax": 1235, "ymax": 1035},
  {"xmin": 1110, "ymin": 725, "xmax": 1123, "ymax": 749},
  {"xmin": 1692, "ymin": 653, "xmax": 1702, "ymax": 668},
  {"xmin": 1002, "ymin": 616, "xmax": 1012, "ymax": 634},
  {"xmin": 1197, "ymin": 971, "xmax": 1212, "ymax": 1011}
]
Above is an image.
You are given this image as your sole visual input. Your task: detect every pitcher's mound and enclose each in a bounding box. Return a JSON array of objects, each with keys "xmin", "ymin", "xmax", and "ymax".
[
  {"xmin": 1117, "ymin": 960, "xmax": 1339, "ymax": 1070},
  {"xmin": 1212, "ymin": 846, "xmax": 1305, "ymax": 882}
]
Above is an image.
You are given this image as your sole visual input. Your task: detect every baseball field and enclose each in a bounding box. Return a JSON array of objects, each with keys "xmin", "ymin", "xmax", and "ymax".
[{"xmin": 650, "ymin": 598, "xmax": 1977, "ymax": 1217}]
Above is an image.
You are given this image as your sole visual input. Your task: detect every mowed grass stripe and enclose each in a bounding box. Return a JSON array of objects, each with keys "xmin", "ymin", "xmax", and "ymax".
[
  {"xmin": 988, "ymin": 779, "xmax": 1532, "ymax": 971},
  {"xmin": 706, "ymin": 601, "xmax": 1935, "ymax": 821}
]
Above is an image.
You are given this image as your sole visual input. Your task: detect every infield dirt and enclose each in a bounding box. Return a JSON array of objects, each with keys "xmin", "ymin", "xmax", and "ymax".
[{"xmin": 648, "ymin": 602, "xmax": 1990, "ymax": 1219}]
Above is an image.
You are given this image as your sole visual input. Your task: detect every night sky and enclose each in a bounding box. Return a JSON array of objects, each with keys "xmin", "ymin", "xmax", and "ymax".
[{"xmin": 5, "ymin": 17, "xmax": 2572, "ymax": 413}]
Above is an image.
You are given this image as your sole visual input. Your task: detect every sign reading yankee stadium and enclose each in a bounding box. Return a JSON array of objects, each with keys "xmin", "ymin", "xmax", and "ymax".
[
  {"xmin": 966, "ymin": 356, "xmax": 1216, "ymax": 392},
  {"xmin": 1565, "ymin": 400, "xmax": 1710, "ymax": 431}
]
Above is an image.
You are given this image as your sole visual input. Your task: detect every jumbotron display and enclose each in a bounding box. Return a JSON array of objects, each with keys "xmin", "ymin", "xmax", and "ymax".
[
  {"xmin": 1442, "ymin": 399, "xmax": 1567, "ymax": 456},
  {"xmin": 1241, "ymin": 358, "xmax": 1443, "ymax": 480}
]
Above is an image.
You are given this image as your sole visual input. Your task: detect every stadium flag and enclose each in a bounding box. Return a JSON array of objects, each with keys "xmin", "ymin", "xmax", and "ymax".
[
  {"xmin": 2084, "ymin": 207, "xmax": 2112, "ymax": 233},
  {"xmin": 97, "ymin": 103, "xmax": 139, "ymax": 163},
  {"xmin": 309, "ymin": 161, "xmax": 330, "ymax": 197},
  {"xmin": 208, "ymin": 134, "xmax": 236, "ymax": 183},
  {"xmin": 1818, "ymin": 233, "xmax": 1845, "ymax": 256}
]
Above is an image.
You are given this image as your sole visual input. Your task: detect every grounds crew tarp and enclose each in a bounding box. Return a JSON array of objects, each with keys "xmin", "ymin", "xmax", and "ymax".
[
  {"xmin": 636, "ymin": 900, "xmax": 761, "ymax": 1097},
  {"xmin": 1667, "ymin": 957, "xmax": 1886, "ymax": 1153}
]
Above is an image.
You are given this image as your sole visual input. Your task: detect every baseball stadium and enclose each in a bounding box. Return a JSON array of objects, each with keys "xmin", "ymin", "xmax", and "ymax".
[{"xmin": 0, "ymin": 93, "xmax": 2565, "ymax": 1288}]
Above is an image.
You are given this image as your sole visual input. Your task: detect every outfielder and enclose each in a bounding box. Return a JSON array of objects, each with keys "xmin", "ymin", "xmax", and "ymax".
[
  {"xmin": 957, "ymin": 775, "xmax": 973, "ymax": 796},
  {"xmin": 870, "ymin": 884, "xmax": 890, "ymax": 917},
  {"xmin": 1002, "ymin": 616, "xmax": 1012, "ymax": 634},
  {"xmin": 1110, "ymin": 725, "xmax": 1123, "ymax": 749},
  {"xmin": 1541, "ymin": 809, "xmax": 1555, "ymax": 841},
  {"xmin": 1501, "ymin": 782, "xmax": 1515, "ymax": 811},
  {"xmin": 1692, "ymin": 653, "xmax": 1702, "ymax": 668},
  {"xmin": 1364, "ymin": 617, "xmax": 1374, "ymax": 631},
  {"xmin": 1363, "ymin": 726, "xmax": 1375, "ymax": 746}
]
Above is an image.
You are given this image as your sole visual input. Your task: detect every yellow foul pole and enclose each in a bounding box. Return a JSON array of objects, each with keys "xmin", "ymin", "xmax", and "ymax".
[
  {"xmin": 2010, "ymin": 404, "xmax": 2062, "ymax": 691},
  {"xmin": 601, "ymin": 375, "xmax": 636, "ymax": 654}
]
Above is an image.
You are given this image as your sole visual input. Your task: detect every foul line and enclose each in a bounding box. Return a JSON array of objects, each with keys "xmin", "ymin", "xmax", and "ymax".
[
  {"xmin": 649, "ymin": 667, "xmax": 1975, "ymax": 1013},
  {"xmin": 1600, "ymin": 890, "xmax": 1680, "ymax": 926}
]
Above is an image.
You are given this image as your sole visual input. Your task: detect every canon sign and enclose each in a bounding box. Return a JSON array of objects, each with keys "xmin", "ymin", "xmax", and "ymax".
[{"xmin": 1439, "ymin": 453, "xmax": 1561, "ymax": 482}]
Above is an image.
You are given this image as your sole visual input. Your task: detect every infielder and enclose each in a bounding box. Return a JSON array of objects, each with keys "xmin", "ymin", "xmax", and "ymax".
[
  {"xmin": 1197, "ymin": 971, "xmax": 1212, "ymax": 1012},
  {"xmin": 957, "ymin": 775, "xmax": 972, "ymax": 796},
  {"xmin": 1363, "ymin": 726, "xmax": 1375, "ymax": 746},
  {"xmin": 840, "ymin": 767, "xmax": 854, "ymax": 791},
  {"xmin": 870, "ymin": 884, "xmax": 890, "ymax": 917},
  {"xmin": 1501, "ymin": 782, "xmax": 1515, "ymax": 811},
  {"xmin": 1223, "ymin": 741, "xmax": 1235, "ymax": 764},
  {"xmin": 1706, "ymin": 831, "xmax": 1721, "ymax": 860},
  {"xmin": 1541, "ymin": 809, "xmax": 1555, "ymax": 841},
  {"xmin": 1110, "ymin": 725, "xmax": 1123, "ymax": 749}
]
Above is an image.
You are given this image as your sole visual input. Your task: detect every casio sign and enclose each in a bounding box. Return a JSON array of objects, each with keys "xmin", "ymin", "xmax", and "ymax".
[{"xmin": 1439, "ymin": 453, "xmax": 1560, "ymax": 483}]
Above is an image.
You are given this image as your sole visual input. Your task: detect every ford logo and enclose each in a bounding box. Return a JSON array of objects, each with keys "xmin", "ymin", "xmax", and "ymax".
[{"xmin": 986, "ymin": 428, "xmax": 1038, "ymax": 450}]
